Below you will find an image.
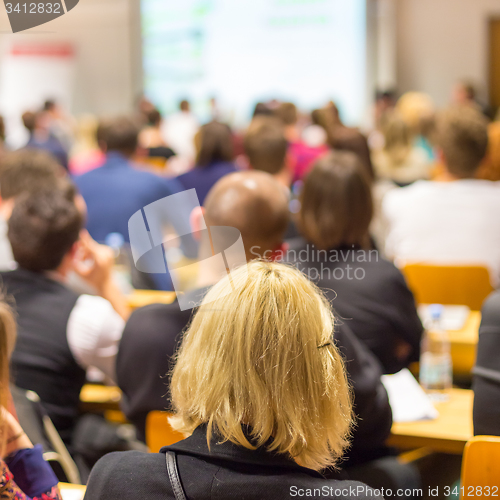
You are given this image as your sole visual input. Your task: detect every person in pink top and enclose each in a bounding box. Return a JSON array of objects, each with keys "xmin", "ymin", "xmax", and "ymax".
[{"xmin": 275, "ymin": 102, "xmax": 328, "ymax": 182}]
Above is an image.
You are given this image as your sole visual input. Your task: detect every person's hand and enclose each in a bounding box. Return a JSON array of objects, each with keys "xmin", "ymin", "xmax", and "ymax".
[
  {"xmin": 72, "ymin": 230, "xmax": 115, "ymax": 293},
  {"xmin": 1, "ymin": 409, "xmax": 32, "ymax": 458}
]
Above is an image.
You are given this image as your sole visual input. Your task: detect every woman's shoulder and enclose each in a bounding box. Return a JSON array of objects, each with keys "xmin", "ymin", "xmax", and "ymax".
[
  {"xmin": 85, "ymin": 451, "xmax": 381, "ymax": 500},
  {"xmin": 85, "ymin": 451, "xmax": 169, "ymax": 500}
]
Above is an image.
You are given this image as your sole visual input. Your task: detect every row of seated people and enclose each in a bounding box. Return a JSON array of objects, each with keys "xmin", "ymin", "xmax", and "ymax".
[
  {"xmin": 0, "ymin": 102, "xmax": 498, "ymax": 495},
  {"xmin": 72, "ymin": 105, "xmax": 500, "ymax": 292}
]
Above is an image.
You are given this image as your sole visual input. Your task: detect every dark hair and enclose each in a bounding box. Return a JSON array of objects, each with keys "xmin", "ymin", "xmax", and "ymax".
[
  {"xmin": 275, "ymin": 102, "xmax": 298, "ymax": 126},
  {"xmin": 244, "ymin": 117, "xmax": 287, "ymax": 175},
  {"xmin": 299, "ymin": 151, "xmax": 373, "ymax": 250},
  {"xmin": 0, "ymin": 150, "xmax": 63, "ymax": 200},
  {"xmin": 180, "ymin": 100, "xmax": 190, "ymax": 112},
  {"xmin": 43, "ymin": 100, "xmax": 56, "ymax": 112},
  {"xmin": 8, "ymin": 183, "xmax": 83, "ymax": 272},
  {"xmin": 97, "ymin": 116, "xmax": 139, "ymax": 157},
  {"xmin": 437, "ymin": 106, "xmax": 488, "ymax": 178},
  {"xmin": 22, "ymin": 111, "xmax": 37, "ymax": 133},
  {"xmin": 146, "ymin": 109, "xmax": 162, "ymax": 127},
  {"xmin": 195, "ymin": 121, "xmax": 234, "ymax": 167},
  {"xmin": 252, "ymin": 102, "xmax": 273, "ymax": 118},
  {"xmin": 376, "ymin": 90, "xmax": 397, "ymax": 101},
  {"xmin": 461, "ymin": 82, "xmax": 477, "ymax": 101}
]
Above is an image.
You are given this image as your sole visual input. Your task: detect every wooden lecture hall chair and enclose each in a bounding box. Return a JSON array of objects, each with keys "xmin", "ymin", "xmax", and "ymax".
[
  {"xmin": 146, "ymin": 411, "xmax": 184, "ymax": 453},
  {"xmin": 402, "ymin": 264, "xmax": 494, "ymax": 311},
  {"xmin": 461, "ymin": 436, "xmax": 500, "ymax": 496}
]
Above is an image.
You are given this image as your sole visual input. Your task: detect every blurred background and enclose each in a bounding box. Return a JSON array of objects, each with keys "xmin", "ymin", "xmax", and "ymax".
[{"xmin": 0, "ymin": 0, "xmax": 497, "ymax": 145}]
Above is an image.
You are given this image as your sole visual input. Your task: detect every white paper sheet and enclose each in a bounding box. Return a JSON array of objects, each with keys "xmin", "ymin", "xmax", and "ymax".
[{"xmin": 382, "ymin": 369, "xmax": 439, "ymax": 423}]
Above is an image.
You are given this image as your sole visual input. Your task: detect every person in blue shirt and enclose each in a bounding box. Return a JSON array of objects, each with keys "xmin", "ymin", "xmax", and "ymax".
[
  {"xmin": 74, "ymin": 116, "xmax": 196, "ymax": 291},
  {"xmin": 176, "ymin": 121, "xmax": 238, "ymax": 205},
  {"xmin": 22, "ymin": 110, "xmax": 69, "ymax": 171}
]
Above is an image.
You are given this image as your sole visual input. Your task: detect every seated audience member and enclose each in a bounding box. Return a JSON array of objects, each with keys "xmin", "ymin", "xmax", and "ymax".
[
  {"xmin": 287, "ymin": 152, "xmax": 422, "ymax": 374},
  {"xmin": 473, "ymin": 290, "xmax": 500, "ymax": 436},
  {"xmin": 176, "ymin": 121, "xmax": 237, "ymax": 204},
  {"xmin": 161, "ymin": 100, "xmax": 199, "ymax": 163},
  {"xmin": 275, "ymin": 102, "xmax": 328, "ymax": 182},
  {"xmin": 68, "ymin": 115, "xmax": 106, "ymax": 175},
  {"xmin": 138, "ymin": 108, "xmax": 176, "ymax": 161},
  {"xmin": 43, "ymin": 99, "xmax": 75, "ymax": 153},
  {"xmin": 86, "ymin": 262, "xmax": 377, "ymax": 500},
  {"xmin": 383, "ymin": 107, "xmax": 500, "ymax": 285},
  {"xmin": 476, "ymin": 121, "xmax": 500, "ymax": 181},
  {"xmin": 451, "ymin": 81, "xmax": 494, "ymax": 121},
  {"xmin": 244, "ymin": 116, "xmax": 292, "ymax": 188},
  {"xmin": 0, "ymin": 299, "xmax": 62, "ymax": 500},
  {"xmin": 22, "ymin": 111, "xmax": 69, "ymax": 171},
  {"xmin": 244, "ymin": 117, "xmax": 301, "ymax": 239},
  {"xmin": 373, "ymin": 111, "xmax": 432, "ymax": 186},
  {"xmin": 373, "ymin": 90, "xmax": 397, "ymax": 131},
  {"xmin": 323, "ymin": 102, "xmax": 374, "ymax": 180},
  {"xmin": 252, "ymin": 102, "xmax": 274, "ymax": 118},
  {"xmin": 74, "ymin": 117, "xmax": 195, "ymax": 291},
  {"xmin": 2, "ymin": 185, "xmax": 129, "ymax": 444},
  {"xmin": 0, "ymin": 150, "xmax": 63, "ymax": 271},
  {"xmin": 117, "ymin": 172, "xmax": 393, "ymax": 473},
  {"xmin": 75, "ymin": 116, "xmax": 187, "ymax": 244},
  {"xmin": 395, "ymin": 92, "xmax": 436, "ymax": 162}
]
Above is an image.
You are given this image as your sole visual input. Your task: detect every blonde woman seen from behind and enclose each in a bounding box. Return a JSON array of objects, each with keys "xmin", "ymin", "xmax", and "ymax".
[{"xmin": 85, "ymin": 262, "xmax": 378, "ymax": 500}]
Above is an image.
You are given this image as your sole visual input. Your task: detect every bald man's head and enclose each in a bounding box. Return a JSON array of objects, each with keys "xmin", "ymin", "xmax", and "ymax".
[{"xmin": 204, "ymin": 171, "xmax": 290, "ymax": 260}]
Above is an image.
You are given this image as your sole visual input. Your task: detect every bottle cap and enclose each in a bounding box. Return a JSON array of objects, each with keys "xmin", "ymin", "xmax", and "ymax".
[
  {"xmin": 429, "ymin": 304, "xmax": 444, "ymax": 321},
  {"xmin": 105, "ymin": 232, "xmax": 125, "ymax": 249}
]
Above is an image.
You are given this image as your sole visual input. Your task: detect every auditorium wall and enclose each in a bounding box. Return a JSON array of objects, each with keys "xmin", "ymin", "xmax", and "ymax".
[
  {"xmin": 396, "ymin": 0, "xmax": 500, "ymax": 106},
  {"xmin": 0, "ymin": 0, "xmax": 141, "ymax": 115}
]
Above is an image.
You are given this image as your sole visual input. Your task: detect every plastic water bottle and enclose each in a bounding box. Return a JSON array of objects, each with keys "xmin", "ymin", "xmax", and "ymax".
[
  {"xmin": 105, "ymin": 233, "xmax": 133, "ymax": 294},
  {"xmin": 419, "ymin": 304, "xmax": 452, "ymax": 402}
]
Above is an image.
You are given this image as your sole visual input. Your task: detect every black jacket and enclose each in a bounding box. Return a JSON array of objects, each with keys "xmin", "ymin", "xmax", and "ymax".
[
  {"xmin": 84, "ymin": 425, "xmax": 378, "ymax": 500},
  {"xmin": 117, "ymin": 301, "xmax": 194, "ymax": 440},
  {"xmin": 1, "ymin": 268, "xmax": 86, "ymax": 442},
  {"xmin": 286, "ymin": 239, "xmax": 423, "ymax": 374},
  {"xmin": 117, "ymin": 293, "xmax": 392, "ymax": 465},
  {"xmin": 473, "ymin": 291, "xmax": 500, "ymax": 436}
]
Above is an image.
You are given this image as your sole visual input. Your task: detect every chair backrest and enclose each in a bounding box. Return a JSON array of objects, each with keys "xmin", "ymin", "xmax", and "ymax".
[
  {"xmin": 146, "ymin": 411, "xmax": 185, "ymax": 453},
  {"xmin": 11, "ymin": 386, "xmax": 81, "ymax": 484},
  {"xmin": 461, "ymin": 436, "xmax": 500, "ymax": 498},
  {"xmin": 402, "ymin": 264, "xmax": 494, "ymax": 310}
]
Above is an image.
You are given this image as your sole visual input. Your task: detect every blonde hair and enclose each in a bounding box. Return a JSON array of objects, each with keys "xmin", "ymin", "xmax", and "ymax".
[
  {"xmin": 396, "ymin": 92, "xmax": 435, "ymax": 132},
  {"xmin": 0, "ymin": 298, "xmax": 17, "ymax": 455},
  {"xmin": 169, "ymin": 261, "xmax": 353, "ymax": 471},
  {"xmin": 382, "ymin": 111, "xmax": 412, "ymax": 166}
]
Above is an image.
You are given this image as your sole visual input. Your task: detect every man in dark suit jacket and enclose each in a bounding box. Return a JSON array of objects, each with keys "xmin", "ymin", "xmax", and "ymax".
[
  {"xmin": 473, "ymin": 291, "xmax": 500, "ymax": 435},
  {"xmin": 117, "ymin": 171, "xmax": 393, "ymax": 471}
]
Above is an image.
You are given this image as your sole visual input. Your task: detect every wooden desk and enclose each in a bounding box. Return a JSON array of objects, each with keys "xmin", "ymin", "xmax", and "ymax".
[
  {"xmin": 59, "ymin": 483, "xmax": 86, "ymax": 500},
  {"xmin": 449, "ymin": 311, "xmax": 481, "ymax": 376},
  {"xmin": 80, "ymin": 384, "xmax": 122, "ymax": 413},
  {"xmin": 387, "ymin": 388, "xmax": 473, "ymax": 455},
  {"xmin": 127, "ymin": 290, "xmax": 176, "ymax": 310}
]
